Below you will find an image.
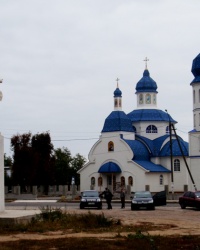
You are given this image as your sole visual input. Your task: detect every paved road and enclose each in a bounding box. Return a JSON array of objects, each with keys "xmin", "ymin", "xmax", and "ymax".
[{"xmin": 5, "ymin": 200, "xmax": 179, "ymax": 210}]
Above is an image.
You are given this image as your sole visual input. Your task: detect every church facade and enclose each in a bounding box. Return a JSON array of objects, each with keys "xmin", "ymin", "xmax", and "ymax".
[{"xmin": 78, "ymin": 54, "xmax": 200, "ymax": 195}]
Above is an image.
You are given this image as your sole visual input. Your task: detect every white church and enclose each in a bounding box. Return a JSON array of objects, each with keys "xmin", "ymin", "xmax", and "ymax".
[{"xmin": 78, "ymin": 54, "xmax": 200, "ymax": 195}]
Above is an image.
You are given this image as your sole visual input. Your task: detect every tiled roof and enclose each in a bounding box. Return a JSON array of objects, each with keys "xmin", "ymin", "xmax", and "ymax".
[
  {"xmin": 102, "ymin": 111, "xmax": 134, "ymax": 132},
  {"xmin": 159, "ymin": 139, "xmax": 189, "ymax": 156},
  {"xmin": 135, "ymin": 69, "xmax": 158, "ymax": 93},
  {"xmin": 127, "ymin": 109, "xmax": 177, "ymax": 123}
]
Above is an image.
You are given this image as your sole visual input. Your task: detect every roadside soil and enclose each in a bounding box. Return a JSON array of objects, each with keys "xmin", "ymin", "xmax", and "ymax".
[{"xmin": 0, "ymin": 206, "xmax": 199, "ymax": 242}]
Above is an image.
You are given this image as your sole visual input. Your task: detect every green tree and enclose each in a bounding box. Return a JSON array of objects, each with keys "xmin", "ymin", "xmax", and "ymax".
[
  {"xmin": 4, "ymin": 154, "xmax": 13, "ymax": 187},
  {"xmin": 54, "ymin": 147, "xmax": 72, "ymax": 185},
  {"xmin": 70, "ymin": 153, "xmax": 86, "ymax": 185},
  {"xmin": 11, "ymin": 133, "xmax": 34, "ymax": 190},
  {"xmin": 31, "ymin": 132, "xmax": 55, "ymax": 194}
]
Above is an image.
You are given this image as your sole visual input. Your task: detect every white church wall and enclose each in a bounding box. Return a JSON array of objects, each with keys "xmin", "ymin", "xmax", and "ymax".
[
  {"xmin": 189, "ymin": 132, "xmax": 200, "ymax": 156},
  {"xmin": 189, "ymin": 158, "xmax": 200, "ymax": 191},
  {"xmin": 137, "ymin": 121, "xmax": 168, "ymax": 139}
]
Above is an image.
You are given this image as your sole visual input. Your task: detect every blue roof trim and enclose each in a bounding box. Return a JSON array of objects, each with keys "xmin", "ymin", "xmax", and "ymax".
[
  {"xmin": 127, "ymin": 109, "xmax": 177, "ymax": 123},
  {"xmin": 98, "ymin": 162, "xmax": 121, "ymax": 173},
  {"xmin": 134, "ymin": 160, "xmax": 171, "ymax": 172},
  {"xmin": 102, "ymin": 111, "xmax": 134, "ymax": 133},
  {"xmin": 135, "ymin": 69, "xmax": 158, "ymax": 93},
  {"xmin": 189, "ymin": 129, "xmax": 198, "ymax": 133}
]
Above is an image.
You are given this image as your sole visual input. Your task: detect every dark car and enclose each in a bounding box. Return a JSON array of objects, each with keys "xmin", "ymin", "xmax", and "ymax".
[
  {"xmin": 179, "ymin": 191, "xmax": 200, "ymax": 209},
  {"xmin": 131, "ymin": 191, "xmax": 166, "ymax": 210},
  {"xmin": 80, "ymin": 190, "xmax": 102, "ymax": 209}
]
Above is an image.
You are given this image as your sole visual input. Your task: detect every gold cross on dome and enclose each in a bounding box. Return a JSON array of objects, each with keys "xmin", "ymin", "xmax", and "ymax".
[
  {"xmin": 143, "ymin": 57, "xmax": 149, "ymax": 69},
  {"xmin": 116, "ymin": 78, "xmax": 120, "ymax": 88}
]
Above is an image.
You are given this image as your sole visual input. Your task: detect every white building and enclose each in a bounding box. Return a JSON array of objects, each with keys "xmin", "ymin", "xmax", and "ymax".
[{"xmin": 78, "ymin": 55, "xmax": 200, "ymax": 194}]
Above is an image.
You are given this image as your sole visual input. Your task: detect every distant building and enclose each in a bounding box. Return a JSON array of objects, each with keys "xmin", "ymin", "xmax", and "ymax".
[{"xmin": 78, "ymin": 54, "xmax": 200, "ymax": 194}]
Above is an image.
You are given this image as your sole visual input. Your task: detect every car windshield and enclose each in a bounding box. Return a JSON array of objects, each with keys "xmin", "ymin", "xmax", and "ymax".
[
  {"xmin": 134, "ymin": 192, "xmax": 152, "ymax": 198},
  {"xmin": 82, "ymin": 191, "xmax": 99, "ymax": 197}
]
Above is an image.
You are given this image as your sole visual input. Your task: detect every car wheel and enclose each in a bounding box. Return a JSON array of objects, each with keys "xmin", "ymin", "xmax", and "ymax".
[
  {"xmin": 97, "ymin": 206, "xmax": 102, "ymax": 210},
  {"xmin": 180, "ymin": 203, "xmax": 186, "ymax": 209}
]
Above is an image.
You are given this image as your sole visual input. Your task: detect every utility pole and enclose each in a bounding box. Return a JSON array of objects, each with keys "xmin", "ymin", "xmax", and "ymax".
[{"xmin": 165, "ymin": 110, "xmax": 174, "ymax": 200}]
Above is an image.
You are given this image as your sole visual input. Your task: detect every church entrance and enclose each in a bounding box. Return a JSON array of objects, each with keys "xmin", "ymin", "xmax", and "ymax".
[{"xmin": 107, "ymin": 174, "xmax": 118, "ymax": 193}]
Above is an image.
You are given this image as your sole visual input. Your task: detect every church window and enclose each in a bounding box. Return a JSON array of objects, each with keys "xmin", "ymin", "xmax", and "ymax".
[
  {"xmin": 121, "ymin": 176, "xmax": 125, "ymax": 187},
  {"xmin": 108, "ymin": 141, "xmax": 114, "ymax": 151},
  {"xmin": 199, "ymin": 89, "xmax": 200, "ymax": 102},
  {"xmin": 139, "ymin": 94, "xmax": 143, "ymax": 104},
  {"xmin": 199, "ymin": 113, "xmax": 200, "ymax": 126},
  {"xmin": 91, "ymin": 177, "xmax": 95, "ymax": 186},
  {"xmin": 193, "ymin": 90, "xmax": 196, "ymax": 104},
  {"xmin": 119, "ymin": 99, "xmax": 121, "ymax": 107},
  {"xmin": 153, "ymin": 94, "xmax": 156, "ymax": 104},
  {"xmin": 174, "ymin": 159, "xmax": 180, "ymax": 171},
  {"xmin": 194, "ymin": 114, "xmax": 196, "ymax": 128},
  {"xmin": 146, "ymin": 125, "xmax": 157, "ymax": 133},
  {"xmin": 114, "ymin": 99, "xmax": 117, "ymax": 107},
  {"xmin": 159, "ymin": 175, "xmax": 163, "ymax": 185},
  {"xmin": 146, "ymin": 94, "xmax": 151, "ymax": 104},
  {"xmin": 128, "ymin": 176, "xmax": 133, "ymax": 186},
  {"xmin": 166, "ymin": 126, "xmax": 169, "ymax": 134},
  {"xmin": 98, "ymin": 177, "xmax": 102, "ymax": 186}
]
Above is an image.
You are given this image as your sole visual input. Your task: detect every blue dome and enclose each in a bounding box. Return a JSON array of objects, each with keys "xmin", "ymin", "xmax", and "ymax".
[
  {"xmin": 135, "ymin": 69, "xmax": 158, "ymax": 93},
  {"xmin": 127, "ymin": 109, "xmax": 177, "ymax": 123},
  {"xmin": 102, "ymin": 111, "xmax": 134, "ymax": 133},
  {"xmin": 114, "ymin": 87, "xmax": 122, "ymax": 97},
  {"xmin": 191, "ymin": 53, "xmax": 200, "ymax": 84}
]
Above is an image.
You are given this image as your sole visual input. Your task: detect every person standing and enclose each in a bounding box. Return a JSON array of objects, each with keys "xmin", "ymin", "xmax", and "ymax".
[
  {"xmin": 120, "ymin": 188, "xmax": 125, "ymax": 208},
  {"xmin": 101, "ymin": 188, "xmax": 113, "ymax": 209}
]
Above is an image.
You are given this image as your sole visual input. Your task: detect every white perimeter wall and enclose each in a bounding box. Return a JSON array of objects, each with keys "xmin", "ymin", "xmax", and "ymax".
[{"xmin": 0, "ymin": 134, "xmax": 4, "ymax": 212}]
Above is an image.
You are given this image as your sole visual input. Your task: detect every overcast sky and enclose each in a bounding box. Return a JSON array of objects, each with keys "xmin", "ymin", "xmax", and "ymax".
[{"xmin": 0, "ymin": 0, "xmax": 199, "ymax": 159}]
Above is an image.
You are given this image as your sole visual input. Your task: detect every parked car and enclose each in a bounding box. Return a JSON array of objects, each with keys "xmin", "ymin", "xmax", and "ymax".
[
  {"xmin": 80, "ymin": 190, "xmax": 102, "ymax": 209},
  {"xmin": 179, "ymin": 191, "xmax": 200, "ymax": 209},
  {"xmin": 131, "ymin": 191, "xmax": 166, "ymax": 210}
]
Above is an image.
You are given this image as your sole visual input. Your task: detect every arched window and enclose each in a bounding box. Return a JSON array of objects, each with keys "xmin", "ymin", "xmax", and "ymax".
[
  {"xmin": 146, "ymin": 94, "xmax": 151, "ymax": 104},
  {"xmin": 128, "ymin": 176, "xmax": 133, "ymax": 186},
  {"xmin": 166, "ymin": 126, "xmax": 169, "ymax": 134},
  {"xmin": 121, "ymin": 176, "xmax": 125, "ymax": 187},
  {"xmin": 193, "ymin": 90, "xmax": 195, "ymax": 104},
  {"xmin": 174, "ymin": 159, "xmax": 180, "ymax": 171},
  {"xmin": 108, "ymin": 141, "xmax": 114, "ymax": 151},
  {"xmin": 199, "ymin": 89, "xmax": 200, "ymax": 102},
  {"xmin": 98, "ymin": 177, "xmax": 102, "ymax": 186},
  {"xmin": 146, "ymin": 125, "xmax": 157, "ymax": 133},
  {"xmin": 139, "ymin": 94, "xmax": 143, "ymax": 104},
  {"xmin": 91, "ymin": 177, "xmax": 95, "ymax": 186},
  {"xmin": 160, "ymin": 175, "xmax": 163, "ymax": 185}
]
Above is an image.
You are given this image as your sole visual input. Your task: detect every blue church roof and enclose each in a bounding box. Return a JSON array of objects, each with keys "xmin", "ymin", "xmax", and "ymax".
[
  {"xmin": 98, "ymin": 162, "xmax": 121, "ymax": 173},
  {"xmin": 127, "ymin": 109, "xmax": 177, "ymax": 123},
  {"xmin": 134, "ymin": 160, "xmax": 171, "ymax": 172},
  {"xmin": 191, "ymin": 53, "xmax": 200, "ymax": 84},
  {"xmin": 114, "ymin": 87, "xmax": 122, "ymax": 97},
  {"xmin": 159, "ymin": 139, "xmax": 189, "ymax": 157},
  {"xmin": 124, "ymin": 139, "xmax": 150, "ymax": 160},
  {"xmin": 135, "ymin": 69, "xmax": 158, "ymax": 93},
  {"xmin": 102, "ymin": 111, "xmax": 134, "ymax": 133}
]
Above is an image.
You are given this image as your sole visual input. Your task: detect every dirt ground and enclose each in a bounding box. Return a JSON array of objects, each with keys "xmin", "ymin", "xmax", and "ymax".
[{"xmin": 0, "ymin": 206, "xmax": 199, "ymax": 242}]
